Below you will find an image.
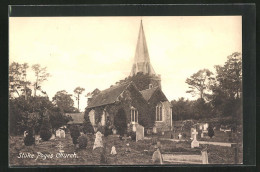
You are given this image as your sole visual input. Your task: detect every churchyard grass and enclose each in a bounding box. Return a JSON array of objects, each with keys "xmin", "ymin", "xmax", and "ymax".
[{"xmin": 9, "ymin": 133, "xmax": 242, "ymax": 166}]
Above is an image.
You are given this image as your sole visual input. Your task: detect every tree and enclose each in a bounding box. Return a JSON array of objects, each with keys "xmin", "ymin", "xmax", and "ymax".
[
  {"xmin": 39, "ymin": 111, "xmax": 52, "ymax": 141},
  {"xmin": 186, "ymin": 69, "xmax": 214, "ymax": 100},
  {"xmin": 211, "ymin": 52, "xmax": 242, "ymax": 121},
  {"xmin": 49, "ymin": 107, "xmax": 72, "ymax": 132},
  {"xmin": 74, "ymin": 87, "xmax": 85, "ymax": 111},
  {"xmin": 70, "ymin": 125, "xmax": 80, "ymax": 145},
  {"xmin": 9, "ymin": 62, "xmax": 31, "ymax": 99},
  {"xmin": 171, "ymin": 97, "xmax": 193, "ymax": 120},
  {"xmin": 215, "ymin": 52, "xmax": 242, "ymax": 99},
  {"xmin": 31, "ymin": 64, "xmax": 50, "ymax": 97},
  {"xmin": 52, "ymin": 90, "xmax": 78, "ymax": 113}
]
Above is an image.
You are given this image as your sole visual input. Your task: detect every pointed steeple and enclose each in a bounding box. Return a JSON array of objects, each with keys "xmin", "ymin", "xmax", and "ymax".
[{"xmin": 130, "ymin": 20, "xmax": 156, "ymax": 76}]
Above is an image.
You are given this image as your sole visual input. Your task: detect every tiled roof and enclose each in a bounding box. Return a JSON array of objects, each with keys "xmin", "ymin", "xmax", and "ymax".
[
  {"xmin": 87, "ymin": 82, "xmax": 130, "ymax": 109},
  {"xmin": 140, "ymin": 86, "xmax": 159, "ymax": 101},
  {"xmin": 66, "ymin": 113, "xmax": 84, "ymax": 124}
]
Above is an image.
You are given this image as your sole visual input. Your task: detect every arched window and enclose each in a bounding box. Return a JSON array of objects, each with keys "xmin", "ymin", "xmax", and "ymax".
[
  {"xmin": 131, "ymin": 107, "xmax": 138, "ymax": 123},
  {"xmin": 156, "ymin": 103, "xmax": 163, "ymax": 121}
]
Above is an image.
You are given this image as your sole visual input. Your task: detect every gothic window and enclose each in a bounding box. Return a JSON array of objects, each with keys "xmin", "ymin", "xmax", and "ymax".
[
  {"xmin": 156, "ymin": 103, "xmax": 163, "ymax": 121},
  {"xmin": 131, "ymin": 107, "xmax": 138, "ymax": 123}
]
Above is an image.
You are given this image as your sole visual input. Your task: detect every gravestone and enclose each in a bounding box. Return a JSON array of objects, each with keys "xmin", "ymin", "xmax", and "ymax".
[
  {"xmin": 111, "ymin": 146, "xmax": 117, "ymax": 155},
  {"xmin": 201, "ymin": 132, "xmax": 204, "ymax": 138},
  {"xmin": 50, "ymin": 134, "xmax": 56, "ymax": 140},
  {"xmin": 191, "ymin": 129, "xmax": 199, "ymax": 148},
  {"xmin": 178, "ymin": 133, "xmax": 182, "ymax": 140},
  {"xmin": 60, "ymin": 130, "xmax": 65, "ymax": 138},
  {"xmin": 152, "ymin": 148, "xmax": 163, "ymax": 164},
  {"xmin": 153, "ymin": 127, "xmax": 157, "ymax": 134},
  {"xmin": 24, "ymin": 131, "xmax": 28, "ymax": 137},
  {"xmin": 125, "ymin": 143, "xmax": 130, "ymax": 152},
  {"xmin": 93, "ymin": 131, "xmax": 103, "ymax": 150},
  {"xmin": 35, "ymin": 135, "xmax": 40, "ymax": 145},
  {"xmin": 136, "ymin": 125, "xmax": 144, "ymax": 142},
  {"xmin": 56, "ymin": 129, "xmax": 61, "ymax": 138},
  {"xmin": 201, "ymin": 149, "xmax": 208, "ymax": 164},
  {"xmin": 56, "ymin": 141, "xmax": 64, "ymax": 153},
  {"xmin": 190, "ymin": 128, "xmax": 196, "ymax": 140}
]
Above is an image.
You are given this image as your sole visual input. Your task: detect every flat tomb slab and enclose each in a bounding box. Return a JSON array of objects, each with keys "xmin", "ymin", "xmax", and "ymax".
[{"xmin": 162, "ymin": 154, "xmax": 203, "ymax": 164}]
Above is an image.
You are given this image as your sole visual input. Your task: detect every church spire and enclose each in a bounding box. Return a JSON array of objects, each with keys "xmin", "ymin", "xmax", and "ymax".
[{"xmin": 130, "ymin": 20, "xmax": 156, "ymax": 76}]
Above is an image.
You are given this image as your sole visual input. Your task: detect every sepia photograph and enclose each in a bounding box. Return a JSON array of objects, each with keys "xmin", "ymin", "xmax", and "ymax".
[{"xmin": 9, "ymin": 16, "xmax": 243, "ymax": 166}]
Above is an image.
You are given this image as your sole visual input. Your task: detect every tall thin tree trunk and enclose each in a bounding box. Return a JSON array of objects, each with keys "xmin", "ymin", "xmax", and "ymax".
[{"xmin": 78, "ymin": 94, "xmax": 80, "ymax": 111}]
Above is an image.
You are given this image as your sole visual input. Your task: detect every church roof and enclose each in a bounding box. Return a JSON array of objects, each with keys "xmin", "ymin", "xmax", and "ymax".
[
  {"xmin": 140, "ymin": 86, "xmax": 159, "ymax": 101},
  {"xmin": 130, "ymin": 20, "xmax": 156, "ymax": 76},
  {"xmin": 87, "ymin": 82, "xmax": 130, "ymax": 109},
  {"xmin": 66, "ymin": 113, "xmax": 84, "ymax": 125}
]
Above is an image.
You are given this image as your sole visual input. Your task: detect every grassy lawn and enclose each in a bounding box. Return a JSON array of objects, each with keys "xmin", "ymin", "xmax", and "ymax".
[{"xmin": 9, "ymin": 133, "xmax": 242, "ymax": 166}]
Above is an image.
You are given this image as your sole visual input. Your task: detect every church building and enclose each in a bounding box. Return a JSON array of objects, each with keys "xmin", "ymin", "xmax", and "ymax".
[{"xmin": 85, "ymin": 20, "xmax": 172, "ymax": 134}]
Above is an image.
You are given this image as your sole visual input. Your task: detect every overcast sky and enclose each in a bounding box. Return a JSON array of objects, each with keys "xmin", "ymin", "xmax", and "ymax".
[{"xmin": 9, "ymin": 16, "xmax": 242, "ymax": 111}]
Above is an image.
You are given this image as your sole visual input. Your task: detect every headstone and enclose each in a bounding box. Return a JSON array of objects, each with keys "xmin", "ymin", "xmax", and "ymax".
[
  {"xmin": 35, "ymin": 135, "xmax": 40, "ymax": 145},
  {"xmin": 136, "ymin": 125, "xmax": 144, "ymax": 142},
  {"xmin": 125, "ymin": 143, "xmax": 130, "ymax": 152},
  {"xmin": 56, "ymin": 129, "xmax": 61, "ymax": 138},
  {"xmin": 60, "ymin": 130, "xmax": 65, "ymax": 138},
  {"xmin": 201, "ymin": 132, "xmax": 204, "ymax": 138},
  {"xmin": 204, "ymin": 123, "xmax": 209, "ymax": 131},
  {"xmin": 93, "ymin": 131, "xmax": 103, "ymax": 150},
  {"xmin": 161, "ymin": 131, "xmax": 165, "ymax": 136},
  {"xmin": 50, "ymin": 134, "xmax": 56, "ymax": 140},
  {"xmin": 152, "ymin": 148, "xmax": 163, "ymax": 164},
  {"xmin": 132, "ymin": 125, "xmax": 136, "ymax": 132},
  {"xmin": 190, "ymin": 128, "xmax": 196, "ymax": 140},
  {"xmin": 178, "ymin": 133, "xmax": 182, "ymax": 140},
  {"xmin": 111, "ymin": 146, "xmax": 117, "ymax": 155},
  {"xmin": 24, "ymin": 131, "xmax": 28, "ymax": 137},
  {"xmin": 201, "ymin": 149, "xmax": 208, "ymax": 164},
  {"xmin": 153, "ymin": 127, "xmax": 157, "ymax": 134},
  {"xmin": 112, "ymin": 129, "xmax": 117, "ymax": 135},
  {"xmin": 191, "ymin": 129, "xmax": 199, "ymax": 148}
]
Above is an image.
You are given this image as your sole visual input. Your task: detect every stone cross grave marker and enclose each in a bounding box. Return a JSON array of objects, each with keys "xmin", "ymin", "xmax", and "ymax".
[
  {"xmin": 191, "ymin": 129, "xmax": 199, "ymax": 148},
  {"xmin": 60, "ymin": 129, "xmax": 65, "ymax": 138},
  {"xmin": 178, "ymin": 133, "xmax": 182, "ymax": 140},
  {"xmin": 136, "ymin": 124, "xmax": 144, "ymax": 142},
  {"xmin": 93, "ymin": 131, "xmax": 103, "ymax": 150},
  {"xmin": 56, "ymin": 141, "xmax": 64, "ymax": 153}
]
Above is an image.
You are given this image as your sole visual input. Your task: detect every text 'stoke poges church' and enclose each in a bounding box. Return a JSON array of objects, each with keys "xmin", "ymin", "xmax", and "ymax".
[{"xmin": 86, "ymin": 21, "xmax": 172, "ymax": 134}]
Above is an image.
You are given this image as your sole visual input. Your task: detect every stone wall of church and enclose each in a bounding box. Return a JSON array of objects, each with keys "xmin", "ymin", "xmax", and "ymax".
[{"xmin": 153, "ymin": 101, "xmax": 172, "ymax": 133}]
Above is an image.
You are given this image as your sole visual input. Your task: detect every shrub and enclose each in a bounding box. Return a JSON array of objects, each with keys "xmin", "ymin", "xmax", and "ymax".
[
  {"xmin": 78, "ymin": 134, "xmax": 88, "ymax": 149},
  {"xmin": 104, "ymin": 126, "xmax": 112, "ymax": 137},
  {"xmin": 208, "ymin": 125, "xmax": 214, "ymax": 138},
  {"xmin": 82, "ymin": 114, "xmax": 94, "ymax": 134},
  {"xmin": 24, "ymin": 129, "xmax": 35, "ymax": 146},
  {"xmin": 70, "ymin": 125, "xmax": 80, "ymax": 145},
  {"xmin": 39, "ymin": 119, "xmax": 52, "ymax": 141},
  {"xmin": 128, "ymin": 131, "xmax": 136, "ymax": 141}
]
